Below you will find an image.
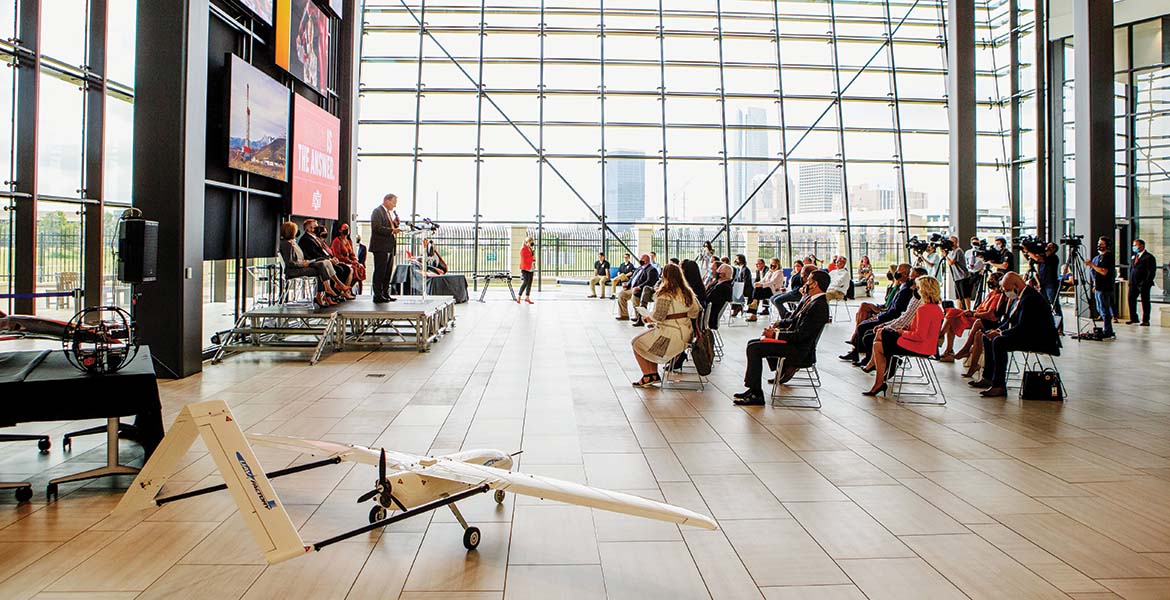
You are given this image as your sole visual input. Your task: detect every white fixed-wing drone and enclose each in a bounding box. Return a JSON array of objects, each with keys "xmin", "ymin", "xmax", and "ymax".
[{"xmin": 113, "ymin": 401, "xmax": 715, "ymax": 564}]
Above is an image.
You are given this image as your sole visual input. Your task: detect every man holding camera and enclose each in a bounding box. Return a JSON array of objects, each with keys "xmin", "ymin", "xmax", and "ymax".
[
  {"xmin": 1085, "ymin": 236, "xmax": 1116, "ymax": 338},
  {"xmin": 988, "ymin": 237, "xmax": 1013, "ymax": 273},
  {"xmin": 945, "ymin": 236, "xmax": 975, "ymax": 309}
]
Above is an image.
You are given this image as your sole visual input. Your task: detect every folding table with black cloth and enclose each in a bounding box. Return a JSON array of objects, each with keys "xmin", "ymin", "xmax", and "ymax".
[{"xmin": 0, "ymin": 346, "xmax": 164, "ymax": 499}]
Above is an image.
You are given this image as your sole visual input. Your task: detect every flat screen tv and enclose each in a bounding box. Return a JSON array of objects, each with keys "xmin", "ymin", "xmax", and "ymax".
[
  {"xmin": 276, "ymin": 0, "xmax": 330, "ymax": 97},
  {"xmin": 326, "ymin": 0, "xmax": 343, "ymax": 19},
  {"xmin": 227, "ymin": 55, "xmax": 290, "ymax": 182},
  {"xmin": 290, "ymin": 94, "xmax": 340, "ymax": 220},
  {"xmin": 239, "ymin": 0, "xmax": 274, "ymax": 25}
]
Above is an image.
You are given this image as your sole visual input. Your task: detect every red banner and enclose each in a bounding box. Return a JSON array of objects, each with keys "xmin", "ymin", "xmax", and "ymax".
[{"xmin": 291, "ymin": 94, "xmax": 340, "ymax": 220}]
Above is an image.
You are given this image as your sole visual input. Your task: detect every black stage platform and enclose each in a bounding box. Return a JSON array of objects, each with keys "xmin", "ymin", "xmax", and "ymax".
[{"xmin": 212, "ymin": 296, "xmax": 456, "ymax": 364}]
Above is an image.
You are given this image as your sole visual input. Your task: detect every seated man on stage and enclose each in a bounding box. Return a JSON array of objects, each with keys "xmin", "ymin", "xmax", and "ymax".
[
  {"xmin": 589, "ymin": 252, "xmax": 611, "ymax": 298},
  {"xmin": 616, "ymin": 254, "xmax": 660, "ymax": 325},
  {"xmin": 839, "ymin": 263, "xmax": 913, "ymax": 365},
  {"xmin": 732, "ymin": 271, "xmax": 831, "ymax": 406},
  {"xmin": 609, "ymin": 253, "xmax": 635, "ymax": 299},
  {"xmin": 299, "ymin": 218, "xmax": 354, "ymax": 290},
  {"xmin": 968, "ymin": 271, "xmax": 1060, "ymax": 397}
]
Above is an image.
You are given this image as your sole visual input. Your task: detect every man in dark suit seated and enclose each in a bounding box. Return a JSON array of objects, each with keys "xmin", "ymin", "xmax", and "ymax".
[
  {"xmin": 1126, "ymin": 238, "xmax": 1158, "ymax": 327},
  {"xmin": 733, "ymin": 271, "xmax": 832, "ymax": 406},
  {"xmin": 840, "ymin": 263, "xmax": 913, "ymax": 365},
  {"xmin": 969, "ymin": 271, "xmax": 1060, "ymax": 397},
  {"xmin": 299, "ymin": 218, "xmax": 354, "ymax": 287}
]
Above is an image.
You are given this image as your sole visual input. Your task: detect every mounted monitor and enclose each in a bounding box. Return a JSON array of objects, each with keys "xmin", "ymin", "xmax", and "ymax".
[
  {"xmin": 325, "ymin": 0, "xmax": 342, "ymax": 19},
  {"xmin": 239, "ymin": 0, "xmax": 274, "ymax": 26},
  {"xmin": 290, "ymin": 94, "xmax": 340, "ymax": 220},
  {"xmin": 275, "ymin": 0, "xmax": 330, "ymax": 97},
  {"xmin": 227, "ymin": 55, "xmax": 290, "ymax": 182}
]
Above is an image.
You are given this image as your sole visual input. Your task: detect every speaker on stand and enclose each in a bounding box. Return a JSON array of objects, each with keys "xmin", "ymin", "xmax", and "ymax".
[{"xmin": 115, "ymin": 208, "xmax": 158, "ymax": 343}]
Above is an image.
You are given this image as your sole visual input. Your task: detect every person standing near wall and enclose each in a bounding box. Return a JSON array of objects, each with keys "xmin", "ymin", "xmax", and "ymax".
[{"xmin": 517, "ymin": 236, "xmax": 536, "ymax": 304}]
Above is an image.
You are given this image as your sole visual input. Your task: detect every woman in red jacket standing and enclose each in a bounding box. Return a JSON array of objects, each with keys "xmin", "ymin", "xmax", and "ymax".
[
  {"xmin": 517, "ymin": 236, "xmax": 536, "ymax": 304},
  {"xmin": 863, "ymin": 276, "xmax": 943, "ymax": 396}
]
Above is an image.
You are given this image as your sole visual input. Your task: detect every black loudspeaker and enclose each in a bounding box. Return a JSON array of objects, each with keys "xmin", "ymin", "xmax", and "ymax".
[{"xmin": 117, "ymin": 218, "xmax": 159, "ymax": 283}]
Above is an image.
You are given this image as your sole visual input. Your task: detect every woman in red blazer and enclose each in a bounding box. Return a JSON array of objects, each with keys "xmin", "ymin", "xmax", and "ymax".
[
  {"xmin": 517, "ymin": 236, "xmax": 536, "ymax": 304},
  {"xmin": 863, "ymin": 276, "xmax": 944, "ymax": 396}
]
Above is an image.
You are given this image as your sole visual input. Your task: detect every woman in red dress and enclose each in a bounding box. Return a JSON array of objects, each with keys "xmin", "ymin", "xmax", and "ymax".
[
  {"xmin": 863, "ymin": 276, "xmax": 944, "ymax": 396},
  {"xmin": 938, "ymin": 271, "xmax": 1004, "ymax": 362},
  {"xmin": 331, "ymin": 223, "xmax": 366, "ymax": 293}
]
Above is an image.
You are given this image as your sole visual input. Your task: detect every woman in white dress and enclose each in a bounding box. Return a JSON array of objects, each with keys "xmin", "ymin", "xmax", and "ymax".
[{"xmin": 631, "ymin": 263, "xmax": 702, "ymax": 387}]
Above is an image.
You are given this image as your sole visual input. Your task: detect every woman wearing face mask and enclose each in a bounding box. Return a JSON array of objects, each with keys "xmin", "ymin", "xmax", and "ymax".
[
  {"xmin": 746, "ymin": 258, "xmax": 784, "ymax": 322},
  {"xmin": 938, "ymin": 271, "xmax": 1005, "ymax": 364},
  {"xmin": 1084, "ymin": 236, "xmax": 1116, "ymax": 337},
  {"xmin": 331, "ymin": 223, "xmax": 366, "ymax": 291},
  {"xmin": 863, "ymin": 276, "xmax": 944, "ymax": 396},
  {"xmin": 517, "ymin": 236, "xmax": 536, "ymax": 304}
]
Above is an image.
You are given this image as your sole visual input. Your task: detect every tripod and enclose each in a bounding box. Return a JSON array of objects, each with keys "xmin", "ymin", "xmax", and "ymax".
[{"xmin": 1064, "ymin": 244, "xmax": 1100, "ymax": 340}]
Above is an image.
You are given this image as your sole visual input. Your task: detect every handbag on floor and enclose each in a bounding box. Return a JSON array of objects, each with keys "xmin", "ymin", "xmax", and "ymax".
[{"xmin": 1019, "ymin": 368, "xmax": 1064, "ymax": 401}]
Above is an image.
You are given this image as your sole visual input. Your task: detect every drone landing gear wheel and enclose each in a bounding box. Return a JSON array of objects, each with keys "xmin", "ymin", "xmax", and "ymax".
[
  {"xmin": 369, "ymin": 505, "xmax": 387, "ymax": 523},
  {"xmin": 37, "ymin": 438, "xmax": 50, "ymax": 453},
  {"xmin": 462, "ymin": 526, "xmax": 481, "ymax": 550},
  {"xmin": 14, "ymin": 486, "xmax": 32, "ymax": 503},
  {"xmin": 494, "ymin": 489, "xmax": 505, "ymax": 504}
]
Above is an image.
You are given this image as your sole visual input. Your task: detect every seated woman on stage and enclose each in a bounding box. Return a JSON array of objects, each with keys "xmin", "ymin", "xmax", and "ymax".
[
  {"xmin": 422, "ymin": 238, "xmax": 448, "ymax": 276},
  {"xmin": 630, "ymin": 263, "xmax": 701, "ymax": 388},
  {"xmin": 331, "ymin": 223, "xmax": 367, "ymax": 289},
  {"xmin": 279, "ymin": 222, "xmax": 350, "ymax": 307},
  {"xmin": 938, "ymin": 271, "xmax": 1005, "ymax": 363},
  {"xmin": 862, "ymin": 276, "xmax": 944, "ymax": 396},
  {"xmin": 746, "ymin": 258, "xmax": 784, "ymax": 322}
]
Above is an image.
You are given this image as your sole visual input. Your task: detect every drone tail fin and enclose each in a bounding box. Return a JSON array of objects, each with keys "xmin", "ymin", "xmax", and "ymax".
[{"xmin": 114, "ymin": 401, "xmax": 310, "ymax": 565}]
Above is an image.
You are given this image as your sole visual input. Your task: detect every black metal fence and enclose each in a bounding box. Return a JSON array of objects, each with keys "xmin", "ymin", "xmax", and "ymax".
[
  {"xmin": 395, "ymin": 225, "xmax": 510, "ymax": 275},
  {"xmin": 529, "ymin": 226, "xmax": 637, "ymax": 279}
]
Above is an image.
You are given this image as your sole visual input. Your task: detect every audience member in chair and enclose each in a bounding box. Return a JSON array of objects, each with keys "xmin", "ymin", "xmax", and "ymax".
[
  {"xmin": 707, "ymin": 262, "xmax": 734, "ymax": 330},
  {"xmin": 858, "ymin": 255, "xmax": 874, "ymax": 296},
  {"xmin": 681, "ymin": 259, "xmax": 708, "ymax": 308},
  {"xmin": 589, "ymin": 252, "xmax": 612, "ymax": 298},
  {"xmin": 854, "ymin": 267, "xmax": 927, "ymax": 370},
  {"xmin": 769, "ymin": 260, "xmax": 808, "ymax": 319},
  {"xmin": 938, "ymin": 271, "xmax": 1005, "ymax": 363},
  {"xmin": 732, "ymin": 270, "xmax": 831, "ymax": 406},
  {"xmin": 968, "ymin": 272, "xmax": 1060, "ymax": 397},
  {"xmin": 617, "ymin": 254, "xmax": 660, "ymax": 324},
  {"xmin": 826, "ymin": 256, "xmax": 850, "ymax": 300},
  {"xmin": 630, "ymin": 263, "xmax": 701, "ymax": 388},
  {"xmin": 729, "ymin": 254, "xmax": 753, "ymax": 317},
  {"xmin": 610, "ymin": 253, "xmax": 635, "ymax": 299},
  {"xmin": 279, "ymin": 222, "xmax": 350, "ymax": 306},
  {"xmin": 840, "ymin": 263, "xmax": 913, "ymax": 364},
  {"xmin": 331, "ymin": 223, "xmax": 367, "ymax": 287},
  {"xmin": 862, "ymin": 276, "xmax": 944, "ymax": 396},
  {"xmin": 746, "ymin": 258, "xmax": 784, "ymax": 322}
]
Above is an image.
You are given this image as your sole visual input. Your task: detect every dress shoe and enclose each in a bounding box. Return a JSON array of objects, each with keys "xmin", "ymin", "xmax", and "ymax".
[
  {"xmin": 968, "ymin": 379, "xmax": 991, "ymax": 388},
  {"xmin": 1140, "ymin": 322, "xmax": 1150, "ymax": 327},
  {"xmin": 373, "ymin": 296, "xmax": 388, "ymax": 303},
  {"xmin": 588, "ymin": 294, "xmax": 597, "ymax": 298},
  {"xmin": 937, "ymin": 352, "xmax": 955, "ymax": 363},
  {"xmin": 1125, "ymin": 320, "xmax": 1138, "ymax": 324},
  {"xmin": 733, "ymin": 389, "xmax": 753, "ymax": 399},
  {"xmin": 632, "ymin": 319, "xmax": 645, "ymax": 327},
  {"xmin": 979, "ymin": 387, "xmax": 1008, "ymax": 397},
  {"xmin": 861, "ymin": 383, "xmax": 887, "ymax": 397},
  {"xmin": 385, "ymin": 296, "xmax": 397, "ymax": 302},
  {"xmin": 616, "ymin": 316, "xmax": 628, "ymax": 321},
  {"xmin": 839, "ymin": 352, "xmax": 859, "ymax": 362},
  {"xmin": 733, "ymin": 392, "xmax": 765, "ymax": 406}
]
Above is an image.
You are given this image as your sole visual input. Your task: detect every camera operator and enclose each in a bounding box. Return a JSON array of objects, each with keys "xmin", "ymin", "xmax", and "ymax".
[
  {"xmin": 1025, "ymin": 242, "xmax": 1060, "ymax": 306},
  {"xmin": 966, "ymin": 237, "xmax": 987, "ymax": 299},
  {"xmin": 945, "ymin": 236, "xmax": 975, "ymax": 310},
  {"xmin": 1084, "ymin": 236, "xmax": 1116, "ymax": 338},
  {"xmin": 988, "ymin": 237, "xmax": 1013, "ymax": 273}
]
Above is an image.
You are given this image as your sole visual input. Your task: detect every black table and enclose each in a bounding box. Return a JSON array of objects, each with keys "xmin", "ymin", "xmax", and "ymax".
[
  {"xmin": 392, "ymin": 263, "xmax": 425, "ymax": 295},
  {"xmin": 0, "ymin": 347, "xmax": 164, "ymax": 498},
  {"xmin": 427, "ymin": 274, "xmax": 469, "ymax": 304}
]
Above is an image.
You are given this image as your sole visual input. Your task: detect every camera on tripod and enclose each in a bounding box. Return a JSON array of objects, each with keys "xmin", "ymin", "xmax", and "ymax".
[
  {"xmin": 1060, "ymin": 234, "xmax": 1083, "ymax": 248},
  {"xmin": 1012, "ymin": 235, "xmax": 1047, "ymax": 255},
  {"xmin": 971, "ymin": 239, "xmax": 998, "ymax": 261},
  {"xmin": 907, "ymin": 232, "xmax": 951, "ymax": 254}
]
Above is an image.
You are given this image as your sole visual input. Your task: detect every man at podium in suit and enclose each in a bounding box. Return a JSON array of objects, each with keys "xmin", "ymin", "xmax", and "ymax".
[{"xmin": 370, "ymin": 193, "xmax": 401, "ymax": 303}]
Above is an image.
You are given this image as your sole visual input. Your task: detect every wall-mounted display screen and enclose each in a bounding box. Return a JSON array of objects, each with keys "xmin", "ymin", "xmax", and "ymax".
[
  {"xmin": 227, "ymin": 55, "xmax": 290, "ymax": 182},
  {"xmin": 239, "ymin": 0, "xmax": 274, "ymax": 25},
  {"xmin": 276, "ymin": 0, "xmax": 330, "ymax": 97},
  {"xmin": 290, "ymin": 94, "xmax": 340, "ymax": 219},
  {"xmin": 327, "ymin": 0, "xmax": 343, "ymax": 19}
]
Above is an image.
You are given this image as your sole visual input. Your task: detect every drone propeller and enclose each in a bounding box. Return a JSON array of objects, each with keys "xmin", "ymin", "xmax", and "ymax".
[{"xmin": 356, "ymin": 448, "xmax": 391, "ymax": 505}]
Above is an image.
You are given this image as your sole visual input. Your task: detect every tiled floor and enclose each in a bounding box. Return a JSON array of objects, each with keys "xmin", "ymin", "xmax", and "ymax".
[{"xmin": 2, "ymin": 295, "xmax": 1170, "ymax": 599}]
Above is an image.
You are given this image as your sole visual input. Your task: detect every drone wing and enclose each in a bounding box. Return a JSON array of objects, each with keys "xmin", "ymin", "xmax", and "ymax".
[
  {"xmin": 246, "ymin": 434, "xmax": 419, "ymax": 472},
  {"xmin": 416, "ymin": 457, "xmax": 716, "ymax": 531}
]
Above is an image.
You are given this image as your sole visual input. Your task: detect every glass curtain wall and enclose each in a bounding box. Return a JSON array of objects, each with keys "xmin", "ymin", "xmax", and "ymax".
[
  {"xmin": 0, "ymin": 0, "xmax": 135, "ymax": 318},
  {"xmin": 1059, "ymin": 16, "xmax": 1169, "ymax": 303},
  {"xmin": 357, "ymin": 0, "xmax": 1031, "ymax": 282}
]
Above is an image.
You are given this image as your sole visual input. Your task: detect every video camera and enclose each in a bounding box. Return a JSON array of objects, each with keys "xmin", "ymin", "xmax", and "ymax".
[
  {"xmin": 906, "ymin": 232, "xmax": 952, "ymax": 254},
  {"xmin": 970, "ymin": 239, "xmax": 999, "ymax": 261},
  {"xmin": 1012, "ymin": 235, "xmax": 1047, "ymax": 256},
  {"xmin": 906, "ymin": 236, "xmax": 930, "ymax": 254},
  {"xmin": 1059, "ymin": 234, "xmax": 1083, "ymax": 248}
]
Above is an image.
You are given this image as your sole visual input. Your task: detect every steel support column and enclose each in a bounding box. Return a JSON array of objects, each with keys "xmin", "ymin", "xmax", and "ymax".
[
  {"xmin": 657, "ymin": 0, "xmax": 669, "ymax": 254},
  {"xmin": 947, "ymin": 0, "xmax": 977, "ymax": 245},
  {"xmin": 1072, "ymin": 0, "xmax": 1114, "ymax": 244},
  {"xmin": 84, "ymin": 0, "xmax": 109, "ymax": 312},
  {"xmin": 1008, "ymin": 0, "xmax": 1021, "ymax": 239},
  {"xmin": 1035, "ymin": 0, "xmax": 1048, "ymax": 238},
  {"xmin": 13, "ymin": 0, "xmax": 40, "ymax": 316},
  {"xmin": 132, "ymin": 0, "xmax": 209, "ymax": 378},
  {"xmin": 714, "ymin": 1, "xmax": 732, "ymax": 257},
  {"xmin": 337, "ymin": 0, "xmax": 360, "ymax": 225},
  {"xmin": 472, "ymin": 0, "xmax": 485, "ymax": 282},
  {"xmin": 828, "ymin": 0, "xmax": 854, "ymax": 269},
  {"xmin": 1048, "ymin": 38, "xmax": 1066, "ymax": 237},
  {"xmin": 884, "ymin": 0, "xmax": 911, "ymax": 250},
  {"xmin": 771, "ymin": 0, "xmax": 793, "ymax": 262}
]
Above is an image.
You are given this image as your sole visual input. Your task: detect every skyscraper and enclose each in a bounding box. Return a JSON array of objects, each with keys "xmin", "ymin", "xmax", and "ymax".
[
  {"xmin": 797, "ymin": 162, "xmax": 842, "ymax": 214},
  {"xmin": 733, "ymin": 107, "xmax": 771, "ymax": 222},
  {"xmin": 605, "ymin": 152, "xmax": 645, "ymax": 230}
]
